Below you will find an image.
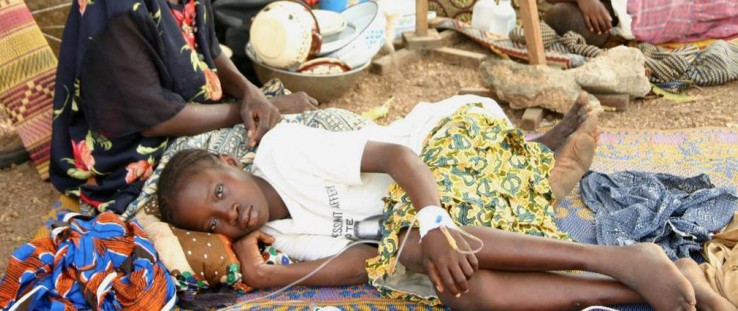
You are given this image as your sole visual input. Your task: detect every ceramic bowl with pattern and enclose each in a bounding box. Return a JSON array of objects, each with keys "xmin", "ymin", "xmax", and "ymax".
[
  {"xmin": 317, "ymin": 17, "xmax": 358, "ymax": 56},
  {"xmin": 297, "ymin": 57, "xmax": 351, "ymax": 74},
  {"xmin": 249, "ymin": 1, "xmax": 322, "ymax": 70},
  {"xmin": 325, "ymin": 1, "xmax": 386, "ymax": 69},
  {"xmin": 313, "ymin": 9, "xmax": 346, "ymax": 39}
]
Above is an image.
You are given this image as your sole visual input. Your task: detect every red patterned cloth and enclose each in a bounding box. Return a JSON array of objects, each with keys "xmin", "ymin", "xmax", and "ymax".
[{"xmin": 628, "ymin": 0, "xmax": 738, "ymax": 44}]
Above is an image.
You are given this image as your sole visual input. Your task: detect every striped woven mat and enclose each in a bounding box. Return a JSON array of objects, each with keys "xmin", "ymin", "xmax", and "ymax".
[{"xmin": 0, "ymin": 0, "xmax": 56, "ymax": 179}]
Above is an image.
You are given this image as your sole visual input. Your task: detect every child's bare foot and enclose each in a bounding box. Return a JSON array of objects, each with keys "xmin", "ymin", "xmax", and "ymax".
[
  {"xmin": 548, "ymin": 111, "xmax": 599, "ymax": 200},
  {"xmin": 533, "ymin": 91, "xmax": 593, "ymax": 151},
  {"xmin": 676, "ymin": 258, "xmax": 738, "ymax": 311},
  {"xmin": 602, "ymin": 244, "xmax": 696, "ymax": 311}
]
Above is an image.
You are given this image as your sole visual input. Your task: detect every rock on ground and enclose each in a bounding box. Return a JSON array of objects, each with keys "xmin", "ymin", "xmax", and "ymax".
[
  {"xmin": 569, "ymin": 46, "xmax": 651, "ymax": 97},
  {"xmin": 480, "ymin": 59, "xmax": 601, "ymax": 113}
]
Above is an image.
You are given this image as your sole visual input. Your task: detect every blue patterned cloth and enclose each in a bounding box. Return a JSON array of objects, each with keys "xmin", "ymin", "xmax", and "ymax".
[{"xmin": 580, "ymin": 171, "xmax": 738, "ymax": 260}]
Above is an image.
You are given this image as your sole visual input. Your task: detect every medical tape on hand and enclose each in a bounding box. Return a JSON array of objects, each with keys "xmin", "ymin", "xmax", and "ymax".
[
  {"xmin": 416, "ymin": 205, "xmax": 458, "ymax": 239},
  {"xmin": 416, "ymin": 205, "xmax": 484, "ymax": 255}
]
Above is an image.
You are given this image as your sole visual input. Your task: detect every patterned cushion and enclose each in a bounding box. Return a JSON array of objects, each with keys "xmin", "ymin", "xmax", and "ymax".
[{"xmin": 135, "ymin": 198, "xmax": 291, "ymax": 301}]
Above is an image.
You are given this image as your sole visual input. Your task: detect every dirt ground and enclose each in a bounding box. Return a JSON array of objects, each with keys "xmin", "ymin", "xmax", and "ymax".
[
  {"xmin": 2, "ymin": 4, "xmax": 737, "ymax": 275},
  {"xmin": 327, "ymin": 41, "xmax": 738, "ymax": 129}
]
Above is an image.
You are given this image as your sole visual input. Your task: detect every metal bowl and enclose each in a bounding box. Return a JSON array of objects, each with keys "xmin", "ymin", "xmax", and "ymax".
[{"xmin": 247, "ymin": 46, "xmax": 369, "ymax": 103}]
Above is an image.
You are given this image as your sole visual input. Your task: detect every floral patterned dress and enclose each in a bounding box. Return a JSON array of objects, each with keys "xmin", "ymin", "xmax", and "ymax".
[
  {"xmin": 366, "ymin": 104, "xmax": 570, "ymax": 306},
  {"xmin": 51, "ymin": 0, "xmax": 223, "ymax": 214}
]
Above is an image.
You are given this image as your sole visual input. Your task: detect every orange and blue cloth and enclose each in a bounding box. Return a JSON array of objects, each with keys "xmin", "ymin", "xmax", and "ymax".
[{"xmin": 0, "ymin": 212, "xmax": 176, "ymax": 310}]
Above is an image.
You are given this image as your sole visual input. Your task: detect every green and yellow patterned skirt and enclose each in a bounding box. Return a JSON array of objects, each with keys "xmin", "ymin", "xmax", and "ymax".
[{"xmin": 366, "ymin": 104, "xmax": 570, "ymax": 306}]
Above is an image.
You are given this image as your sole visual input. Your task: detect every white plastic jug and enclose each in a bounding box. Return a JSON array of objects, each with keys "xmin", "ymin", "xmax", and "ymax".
[
  {"xmin": 471, "ymin": 0, "xmax": 497, "ymax": 33},
  {"xmin": 488, "ymin": 0, "xmax": 516, "ymax": 37},
  {"xmin": 472, "ymin": 0, "xmax": 517, "ymax": 37}
]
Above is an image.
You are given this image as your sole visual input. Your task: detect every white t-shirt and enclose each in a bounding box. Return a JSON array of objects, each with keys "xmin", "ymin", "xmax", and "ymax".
[{"xmin": 253, "ymin": 95, "xmax": 509, "ymax": 261}]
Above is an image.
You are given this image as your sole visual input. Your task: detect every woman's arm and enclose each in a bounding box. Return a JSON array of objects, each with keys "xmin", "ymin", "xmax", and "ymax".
[
  {"xmin": 214, "ymin": 53, "xmax": 319, "ymax": 114},
  {"xmin": 233, "ymin": 231, "xmax": 374, "ymax": 288},
  {"xmin": 213, "ymin": 53, "xmax": 318, "ymax": 146},
  {"xmin": 360, "ymin": 141, "xmax": 478, "ymax": 296},
  {"xmin": 214, "ymin": 52, "xmax": 262, "ymax": 100},
  {"xmin": 140, "ymin": 102, "xmax": 241, "ymax": 137},
  {"xmin": 213, "ymin": 53, "xmax": 318, "ymax": 113},
  {"xmin": 213, "ymin": 53, "xmax": 280, "ymax": 147}
]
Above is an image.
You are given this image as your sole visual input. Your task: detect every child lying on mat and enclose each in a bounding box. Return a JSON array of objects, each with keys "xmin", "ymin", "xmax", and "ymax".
[{"xmin": 156, "ymin": 94, "xmax": 729, "ymax": 310}]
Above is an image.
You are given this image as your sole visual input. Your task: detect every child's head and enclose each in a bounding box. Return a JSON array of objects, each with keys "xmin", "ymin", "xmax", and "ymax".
[{"xmin": 157, "ymin": 149, "xmax": 270, "ymax": 240}]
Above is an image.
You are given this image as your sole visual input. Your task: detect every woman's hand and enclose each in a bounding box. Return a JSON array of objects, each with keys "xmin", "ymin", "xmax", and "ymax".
[
  {"xmin": 576, "ymin": 0, "xmax": 612, "ymax": 34},
  {"xmin": 240, "ymin": 94, "xmax": 281, "ymax": 147},
  {"xmin": 421, "ymin": 228, "xmax": 478, "ymax": 296},
  {"xmin": 232, "ymin": 230, "xmax": 276, "ymax": 287},
  {"xmin": 270, "ymin": 92, "xmax": 319, "ymax": 114}
]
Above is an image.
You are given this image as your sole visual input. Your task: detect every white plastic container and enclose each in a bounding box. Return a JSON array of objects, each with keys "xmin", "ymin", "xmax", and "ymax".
[
  {"xmin": 472, "ymin": 0, "xmax": 517, "ymax": 37},
  {"xmin": 489, "ymin": 0, "xmax": 516, "ymax": 37},
  {"xmin": 471, "ymin": 0, "xmax": 497, "ymax": 33}
]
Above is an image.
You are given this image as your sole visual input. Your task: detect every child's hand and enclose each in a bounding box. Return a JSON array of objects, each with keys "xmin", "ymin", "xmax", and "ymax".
[
  {"xmin": 232, "ymin": 230, "xmax": 275, "ymax": 287},
  {"xmin": 420, "ymin": 229, "xmax": 479, "ymax": 296}
]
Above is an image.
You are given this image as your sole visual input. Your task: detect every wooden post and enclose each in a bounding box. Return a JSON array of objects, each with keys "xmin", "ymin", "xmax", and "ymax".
[
  {"xmin": 518, "ymin": 0, "xmax": 546, "ymax": 65},
  {"xmin": 521, "ymin": 108, "xmax": 545, "ymax": 130},
  {"xmin": 429, "ymin": 47, "xmax": 487, "ymax": 67},
  {"xmin": 415, "ymin": 0, "xmax": 428, "ymax": 36}
]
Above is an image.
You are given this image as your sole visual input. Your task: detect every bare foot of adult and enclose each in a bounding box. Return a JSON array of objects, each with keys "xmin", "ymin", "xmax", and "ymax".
[
  {"xmin": 548, "ymin": 111, "xmax": 599, "ymax": 200},
  {"xmin": 533, "ymin": 91, "xmax": 593, "ymax": 151},
  {"xmin": 600, "ymin": 244, "xmax": 696, "ymax": 311},
  {"xmin": 676, "ymin": 258, "xmax": 738, "ymax": 311}
]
